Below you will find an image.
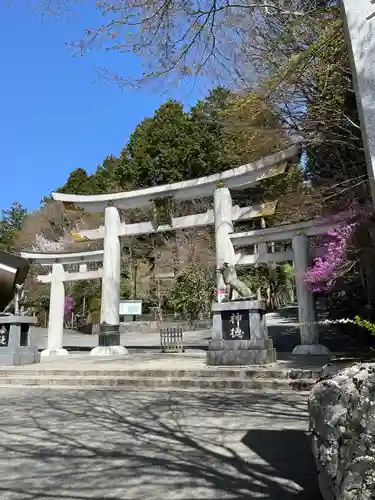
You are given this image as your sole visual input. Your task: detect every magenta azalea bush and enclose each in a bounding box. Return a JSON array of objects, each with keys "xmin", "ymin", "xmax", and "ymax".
[
  {"xmin": 304, "ymin": 220, "xmax": 359, "ymax": 293},
  {"xmin": 64, "ymin": 295, "xmax": 74, "ymax": 317}
]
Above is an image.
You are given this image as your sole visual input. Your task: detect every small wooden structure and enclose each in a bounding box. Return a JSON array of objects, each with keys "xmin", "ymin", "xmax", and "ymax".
[{"xmin": 160, "ymin": 326, "xmax": 184, "ymax": 353}]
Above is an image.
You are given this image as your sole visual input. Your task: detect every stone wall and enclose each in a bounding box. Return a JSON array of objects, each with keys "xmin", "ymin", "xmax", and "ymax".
[{"xmin": 308, "ymin": 362, "xmax": 375, "ymax": 500}]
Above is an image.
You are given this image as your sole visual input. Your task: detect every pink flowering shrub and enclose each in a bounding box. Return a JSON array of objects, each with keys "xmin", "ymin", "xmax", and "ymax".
[
  {"xmin": 304, "ymin": 220, "xmax": 359, "ymax": 292},
  {"xmin": 64, "ymin": 295, "xmax": 74, "ymax": 317}
]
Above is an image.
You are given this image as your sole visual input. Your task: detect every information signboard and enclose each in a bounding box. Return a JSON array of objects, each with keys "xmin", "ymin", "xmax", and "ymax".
[{"xmin": 119, "ymin": 300, "xmax": 142, "ymax": 316}]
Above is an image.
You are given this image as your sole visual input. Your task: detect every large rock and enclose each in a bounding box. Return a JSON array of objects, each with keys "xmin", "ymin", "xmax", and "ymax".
[{"xmin": 308, "ymin": 362, "xmax": 375, "ymax": 500}]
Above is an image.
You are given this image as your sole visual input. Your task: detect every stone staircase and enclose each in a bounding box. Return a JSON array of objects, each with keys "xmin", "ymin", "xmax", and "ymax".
[{"xmin": 0, "ymin": 366, "xmax": 322, "ymax": 391}]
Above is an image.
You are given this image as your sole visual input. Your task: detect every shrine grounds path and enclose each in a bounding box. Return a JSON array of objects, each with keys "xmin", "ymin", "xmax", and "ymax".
[
  {"xmin": 0, "ymin": 387, "xmax": 320, "ymax": 500},
  {"xmin": 29, "ymin": 305, "xmax": 373, "ymax": 354}
]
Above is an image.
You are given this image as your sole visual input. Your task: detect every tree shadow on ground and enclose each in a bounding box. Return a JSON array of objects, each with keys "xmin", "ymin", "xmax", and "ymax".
[
  {"xmin": 242, "ymin": 429, "xmax": 319, "ymax": 499},
  {"xmin": 0, "ymin": 389, "xmax": 320, "ymax": 500}
]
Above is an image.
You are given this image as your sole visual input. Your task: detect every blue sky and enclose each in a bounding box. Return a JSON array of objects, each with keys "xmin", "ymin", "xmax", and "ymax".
[{"xmin": 0, "ymin": 3, "xmax": 207, "ymax": 213}]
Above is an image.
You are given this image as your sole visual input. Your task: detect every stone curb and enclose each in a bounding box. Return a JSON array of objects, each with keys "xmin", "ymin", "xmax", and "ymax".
[
  {"xmin": 0, "ymin": 368, "xmax": 322, "ymax": 379},
  {"xmin": 0, "ymin": 376, "xmax": 316, "ymax": 391}
]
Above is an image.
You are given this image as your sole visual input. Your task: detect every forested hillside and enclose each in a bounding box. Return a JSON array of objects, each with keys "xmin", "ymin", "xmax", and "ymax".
[{"xmin": 2, "ymin": 3, "xmax": 373, "ymax": 325}]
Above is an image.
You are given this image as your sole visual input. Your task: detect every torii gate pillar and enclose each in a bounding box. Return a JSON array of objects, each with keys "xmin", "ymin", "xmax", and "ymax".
[
  {"xmin": 91, "ymin": 205, "xmax": 128, "ymax": 356},
  {"xmin": 292, "ymin": 235, "xmax": 330, "ymax": 355},
  {"xmin": 214, "ymin": 187, "xmax": 237, "ymax": 302},
  {"xmin": 341, "ymin": 0, "xmax": 375, "ymax": 209},
  {"xmin": 43, "ymin": 263, "xmax": 69, "ymax": 357}
]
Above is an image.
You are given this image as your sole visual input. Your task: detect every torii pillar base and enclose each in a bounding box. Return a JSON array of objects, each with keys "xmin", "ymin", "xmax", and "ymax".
[
  {"xmin": 91, "ymin": 346, "xmax": 128, "ymax": 356},
  {"xmin": 90, "ymin": 323, "xmax": 128, "ymax": 356},
  {"xmin": 292, "ymin": 344, "xmax": 331, "ymax": 356},
  {"xmin": 41, "ymin": 348, "xmax": 69, "ymax": 358}
]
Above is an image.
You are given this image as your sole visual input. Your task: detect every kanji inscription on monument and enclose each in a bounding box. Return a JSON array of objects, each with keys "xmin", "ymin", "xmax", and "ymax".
[
  {"xmin": 221, "ymin": 310, "xmax": 250, "ymax": 340},
  {"xmin": 0, "ymin": 325, "xmax": 9, "ymax": 347}
]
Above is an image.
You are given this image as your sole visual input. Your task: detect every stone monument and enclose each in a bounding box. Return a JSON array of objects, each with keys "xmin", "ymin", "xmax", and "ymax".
[
  {"xmin": 206, "ymin": 262, "xmax": 276, "ymax": 365},
  {"xmin": 0, "ymin": 251, "xmax": 39, "ymax": 365}
]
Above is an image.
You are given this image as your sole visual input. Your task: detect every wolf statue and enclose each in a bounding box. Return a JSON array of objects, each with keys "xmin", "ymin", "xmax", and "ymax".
[{"xmin": 219, "ymin": 262, "xmax": 255, "ymax": 301}]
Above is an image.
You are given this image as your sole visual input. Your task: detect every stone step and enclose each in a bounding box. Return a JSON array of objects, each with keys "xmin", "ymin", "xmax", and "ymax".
[
  {"xmin": 0, "ymin": 368, "xmax": 322, "ymax": 379},
  {"xmin": 0, "ymin": 375, "xmax": 316, "ymax": 391}
]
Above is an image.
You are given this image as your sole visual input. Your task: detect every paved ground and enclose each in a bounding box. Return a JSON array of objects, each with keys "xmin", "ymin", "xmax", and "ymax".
[
  {"xmin": 0, "ymin": 387, "xmax": 320, "ymax": 500},
  {"xmin": 29, "ymin": 306, "xmax": 370, "ymax": 355},
  {"xmin": 29, "ymin": 327, "xmax": 212, "ymax": 351},
  {"xmin": 1, "ymin": 307, "xmax": 329, "ymax": 498},
  {"xmin": 1, "ymin": 350, "xmax": 329, "ymax": 373}
]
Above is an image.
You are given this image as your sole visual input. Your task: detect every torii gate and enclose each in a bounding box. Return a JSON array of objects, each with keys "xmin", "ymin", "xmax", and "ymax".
[
  {"xmin": 53, "ymin": 146, "xmax": 299, "ymax": 355},
  {"xmin": 21, "ymin": 250, "xmax": 104, "ymax": 357},
  {"xmin": 232, "ymin": 216, "xmax": 346, "ymax": 355}
]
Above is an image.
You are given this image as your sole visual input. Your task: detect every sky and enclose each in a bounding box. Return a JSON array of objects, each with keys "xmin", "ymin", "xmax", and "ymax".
[{"xmin": 0, "ymin": 3, "xmax": 207, "ymax": 213}]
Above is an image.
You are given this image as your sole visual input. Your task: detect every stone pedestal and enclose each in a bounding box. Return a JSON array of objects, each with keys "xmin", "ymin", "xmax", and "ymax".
[
  {"xmin": 0, "ymin": 316, "xmax": 40, "ymax": 366},
  {"xmin": 206, "ymin": 300, "xmax": 276, "ymax": 365}
]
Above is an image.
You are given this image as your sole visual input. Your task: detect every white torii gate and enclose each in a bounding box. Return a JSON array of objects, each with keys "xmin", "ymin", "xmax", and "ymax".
[
  {"xmin": 21, "ymin": 250, "xmax": 104, "ymax": 357},
  {"xmin": 231, "ymin": 216, "xmax": 346, "ymax": 354},
  {"xmin": 52, "ymin": 145, "xmax": 299, "ymax": 355},
  {"xmin": 23, "ymin": 201, "xmax": 276, "ymax": 357}
]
